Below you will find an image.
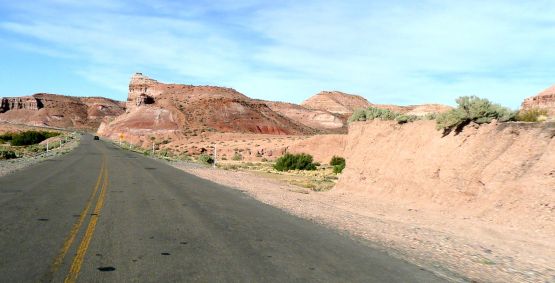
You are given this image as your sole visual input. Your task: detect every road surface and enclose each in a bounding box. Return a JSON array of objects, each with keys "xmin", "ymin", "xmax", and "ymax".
[{"xmin": 0, "ymin": 135, "xmax": 446, "ymax": 282}]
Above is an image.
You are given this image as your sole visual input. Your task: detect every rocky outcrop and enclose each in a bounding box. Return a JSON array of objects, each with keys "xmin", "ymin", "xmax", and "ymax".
[
  {"xmin": 98, "ymin": 73, "xmax": 316, "ymax": 142},
  {"xmin": 0, "ymin": 93, "xmax": 125, "ymax": 130},
  {"xmin": 521, "ymin": 84, "xmax": 555, "ymax": 116},
  {"xmin": 1, "ymin": 97, "xmax": 42, "ymax": 113}
]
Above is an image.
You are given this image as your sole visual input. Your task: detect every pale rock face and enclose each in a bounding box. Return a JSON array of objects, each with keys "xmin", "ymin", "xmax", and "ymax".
[
  {"xmin": 301, "ymin": 91, "xmax": 371, "ymax": 115},
  {"xmin": 127, "ymin": 73, "xmax": 160, "ymax": 111},
  {"xmin": 263, "ymin": 100, "xmax": 345, "ymax": 133},
  {"xmin": 521, "ymin": 84, "xmax": 555, "ymax": 116}
]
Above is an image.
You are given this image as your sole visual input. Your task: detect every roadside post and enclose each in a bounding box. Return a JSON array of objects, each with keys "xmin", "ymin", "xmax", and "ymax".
[
  {"xmin": 46, "ymin": 140, "xmax": 49, "ymax": 153},
  {"xmin": 213, "ymin": 145, "xmax": 217, "ymax": 168}
]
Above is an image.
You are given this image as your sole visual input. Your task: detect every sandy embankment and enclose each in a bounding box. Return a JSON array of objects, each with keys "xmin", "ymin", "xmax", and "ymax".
[{"xmin": 173, "ymin": 120, "xmax": 555, "ymax": 283}]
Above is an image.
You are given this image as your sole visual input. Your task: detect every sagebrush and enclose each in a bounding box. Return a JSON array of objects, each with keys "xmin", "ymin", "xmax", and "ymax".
[
  {"xmin": 515, "ymin": 108, "xmax": 549, "ymax": 122},
  {"xmin": 0, "ymin": 149, "xmax": 17, "ymax": 160},
  {"xmin": 436, "ymin": 96, "xmax": 515, "ymax": 133},
  {"xmin": 329, "ymin": 155, "xmax": 346, "ymax": 174},
  {"xmin": 274, "ymin": 153, "xmax": 317, "ymax": 171},
  {"xmin": 198, "ymin": 153, "xmax": 214, "ymax": 164},
  {"xmin": 349, "ymin": 107, "xmax": 420, "ymax": 124}
]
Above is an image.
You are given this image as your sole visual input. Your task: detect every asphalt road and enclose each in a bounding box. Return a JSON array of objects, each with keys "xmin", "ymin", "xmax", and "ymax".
[{"xmin": 0, "ymin": 135, "xmax": 446, "ymax": 282}]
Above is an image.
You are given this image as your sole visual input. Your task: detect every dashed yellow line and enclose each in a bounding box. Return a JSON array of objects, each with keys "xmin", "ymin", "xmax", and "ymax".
[
  {"xmin": 47, "ymin": 157, "xmax": 106, "ymax": 278},
  {"xmin": 64, "ymin": 161, "xmax": 109, "ymax": 283}
]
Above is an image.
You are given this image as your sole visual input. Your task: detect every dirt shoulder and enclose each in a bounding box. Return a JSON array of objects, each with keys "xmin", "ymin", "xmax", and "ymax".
[
  {"xmin": 170, "ymin": 162, "xmax": 554, "ymax": 283},
  {"xmin": 0, "ymin": 134, "xmax": 81, "ymax": 178}
]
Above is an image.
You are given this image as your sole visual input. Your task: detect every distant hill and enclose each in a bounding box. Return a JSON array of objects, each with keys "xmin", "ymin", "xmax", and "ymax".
[{"xmin": 0, "ymin": 93, "xmax": 125, "ymax": 130}]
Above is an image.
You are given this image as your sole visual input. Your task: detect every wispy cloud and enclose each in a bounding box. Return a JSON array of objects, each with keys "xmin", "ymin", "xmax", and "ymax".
[{"xmin": 1, "ymin": 0, "xmax": 555, "ymax": 107}]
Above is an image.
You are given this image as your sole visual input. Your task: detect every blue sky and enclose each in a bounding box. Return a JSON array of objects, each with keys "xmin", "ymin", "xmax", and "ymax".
[{"xmin": 1, "ymin": 0, "xmax": 555, "ymax": 108}]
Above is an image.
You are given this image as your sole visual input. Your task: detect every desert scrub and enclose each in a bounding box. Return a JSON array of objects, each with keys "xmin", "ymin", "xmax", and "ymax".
[
  {"xmin": 395, "ymin": 114, "xmax": 419, "ymax": 124},
  {"xmin": 0, "ymin": 149, "xmax": 17, "ymax": 160},
  {"xmin": 274, "ymin": 153, "xmax": 317, "ymax": 171},
  {"xmin": 232, "ymin": 152, "xmax": 243, "ymax": 161},
  {"xmin": 349, "ymin": 107, "xmax": 422, "ymax": 125},
  {"xmin": 515, "ymin": 108, "xmax": 549, "ymax": 122},
  {"xmin": 329, "ymin": 155, "xmax": 346, "ymax": 174},
  {"xmin": 348, "ymin": 107, "xmax": 401, "ymax": 122},
  {"xmin": 8, "ymin": 131, "xmax": 60, "ymax": 146},
  {"xmin": 197, "ymin": 153, "xmax": 214, "ymax": 165},
  {"xmin": 436, "ymin": 96, "xmax": 516, "ymax": 133}
]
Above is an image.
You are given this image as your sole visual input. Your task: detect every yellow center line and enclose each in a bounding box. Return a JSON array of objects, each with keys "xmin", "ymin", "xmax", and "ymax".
[
  {"xmin": 64, "ymin": 161, "xmax": 109, "ymax": 283},
  {"xmin": 46, "ymin": 157, "xmax": 106, "ymax": 279}
]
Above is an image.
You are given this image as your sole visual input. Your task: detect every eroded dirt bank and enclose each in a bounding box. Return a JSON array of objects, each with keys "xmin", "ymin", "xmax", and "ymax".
[
  {"xmin": 173, "ymin": 120, "xmax": 554, "ymax": 282},
  {"xmin": 338, "ymin": 120, "xmax": 554, "ymax": 233}
]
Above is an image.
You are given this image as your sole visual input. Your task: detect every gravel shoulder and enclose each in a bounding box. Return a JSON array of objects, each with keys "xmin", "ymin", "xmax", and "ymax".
[
  {"xmin": 0, "ymin": 135, "xmax": 81, "ymax": 178},
  {"xmin": 170, "ymin": 161, "xmax": 555, "ymax": 283}
]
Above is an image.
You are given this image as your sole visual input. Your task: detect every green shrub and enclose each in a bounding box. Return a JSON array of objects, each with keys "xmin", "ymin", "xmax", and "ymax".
[
  {"xmin": 9, "ymin": 131, "xmax": 60, "ymax": 146},
  {"xmin": 0, "ymin": 150, "xmax": 17, "ymax": 160},
  {"xmin": 333, "ymin": 163, "xmax": 346, "ymax": 174},
  {"xmin": 348, "ymin": 107, "xmax": 402, "ymax": 123},
  {"xmin": 395, "ymin": 114, "xmax": 418, "ymax": 124},
  {"xmin": 198, "ymin": 153, "xmax": 214, "ymax": 164},
  {"xmin": 330, "ymin": 155, "xmax": 346, "ymax": 174},
  {"xmin": 330, "ymin": 155, "xmax": 345, "ymax": 166},
  {"xmin": 515, "ymin": 108, "xmax": 549, "ymax": 122},
  {"xmin": 232, "ymin": 152, "xmax": 243, "ymax": 161},
  {"xmin": 274, "ymin": 153, "xmax": 317, "ymax": 171},
  {"xmin": 423, "ymin": 112, "xmax": 438, "ymax": 120},
  {"xmin": 436, "ymin": 96, "xmax": 516, "ymax": 133},
  {"xmin": 0, "ymin": 133, "xmax": 14, "ymax": 143}
]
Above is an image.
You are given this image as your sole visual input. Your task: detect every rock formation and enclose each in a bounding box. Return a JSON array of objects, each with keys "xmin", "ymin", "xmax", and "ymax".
[
  {"xmin": 98, "ymin": 73, "xmax": 316, "ymax": 142},
  {"xmin": 1, "ymin": 97, "xmax": 42, "ymax": 112},
  {"xmin": 262, "ymin": 100, "xmax": 346, "ymax": 133},
  {"xmin": 521, "ymin": 84, "xmax": 555, "ymax": 116},
  {"xmin": 0, "ymin": 93, "xmax": 125, "ymax": 130}
]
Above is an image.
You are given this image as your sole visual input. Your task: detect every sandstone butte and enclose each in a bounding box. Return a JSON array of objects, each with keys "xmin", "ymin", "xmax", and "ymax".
[
  {"xmin": 97, "ymin": 73, "xmax": 319, "ymax": 142},
  {"xmin": 0, "ymin": 93, "xmax": 125, "ymax": 130},
  {"xmin": 521, "ymin": 84, "xmax": 555, "ymax": 117}
]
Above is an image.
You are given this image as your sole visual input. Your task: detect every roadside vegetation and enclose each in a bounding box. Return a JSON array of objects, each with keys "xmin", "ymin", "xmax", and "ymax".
[
  {"xmin": 0, "ymin": 149, "xmax": 17, "ymax": 160},
  {"xmin": 436, "ymin": 96, "xmax": 516, "ymax": 133},
  {"xmin": 349, "ymin": 96, "xmax": 551, "ymax": 134},
  {"xmin": 0, "ymin": 130, "xmax": 60, "ymax": 146},
  {"xmin": 348, "ymin": 106, "xmax": 434, "ymax": 124},
  {"xmin": 274, "ymin": 153, "xmax": 317, "ymax": 171},
  {"xmin": 329, "ymin": 155, "xmax": 346, "ymax": 174},
  {"xmin": 515, "ymin": 108, "xmax": 549, "ymax": 122},
  {"xmin": 0, "ymin": 130, "xmax": 76, "ymax": 160}
]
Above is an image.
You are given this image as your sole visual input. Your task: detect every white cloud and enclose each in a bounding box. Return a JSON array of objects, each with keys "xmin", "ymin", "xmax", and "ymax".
[{"xmin": 1, "ymin": 0, "xmax": 555, "ymax": 107}]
